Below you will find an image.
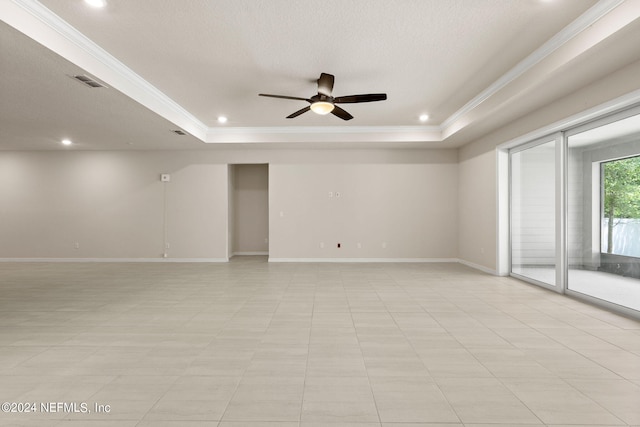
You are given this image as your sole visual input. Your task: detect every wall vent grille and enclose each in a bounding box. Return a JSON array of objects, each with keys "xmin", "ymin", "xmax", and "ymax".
[{"xmin": 70, "ymin": 74, "xmax": 106, "ymax": 88}]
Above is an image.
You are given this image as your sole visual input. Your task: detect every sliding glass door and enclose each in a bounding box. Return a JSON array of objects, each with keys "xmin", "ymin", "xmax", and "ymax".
[
  {"xmin": 508, "ymin": 106, "xmax": 640, "ymax": 316},
  {"xmin": 566, "ymin": 112, "xmax": 640, "ymax": 312},
  {"xmin": 510, "ymin": 139, "xmax": 557, "ymax": 288}
]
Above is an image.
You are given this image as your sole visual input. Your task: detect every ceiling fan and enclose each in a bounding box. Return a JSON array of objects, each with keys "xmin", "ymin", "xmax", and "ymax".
[{"xmin": 259, "ymin": 73, "xmax": 387, "ymax": 121}]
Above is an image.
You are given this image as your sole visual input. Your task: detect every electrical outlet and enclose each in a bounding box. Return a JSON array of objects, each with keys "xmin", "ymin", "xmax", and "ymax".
[
  {"xmin": 337, "ymin": 243, "xmax": 341, "ymax": 248},
  {"xmin": 320, "ymin": 242, "xmax": 325, "ymax": 249},
  {"xmin": 329, "ymin": 191, "xmax": 333, "ymax": 198},
  {"xmin": 357, "ymin": 243, "xmax": 362, "ymax": 249},
  {"xmin": 382, "ymin": 242, "xmax": 387, "ymax": 249},
  {"xmin": 74, "ymin": 242, "xmax": 80, "ymax": 249}
]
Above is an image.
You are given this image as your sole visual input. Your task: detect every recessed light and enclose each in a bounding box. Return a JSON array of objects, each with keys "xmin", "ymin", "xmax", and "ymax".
[
  {"xmin": 217, "ymin": 116, "xmax": 228, "ymax": 124},
  {"xmin": 61, "ymin": 139, "xmax": 72, "ymax": 146},
  {"xmin": 85, "ymin": 0, "xmax": 106, "ymax": 8},
  {"xmin": 419, "ymin": 114, "xmax": 429, "ymax": 122}
]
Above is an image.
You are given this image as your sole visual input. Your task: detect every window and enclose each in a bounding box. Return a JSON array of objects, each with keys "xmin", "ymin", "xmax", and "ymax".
[
  {"xmin": 601, "ymin": 155, "xmax": 640, "ymax": 257},
  {"xmin": 510, "ymin": 138, "xmax": 557, "ymax": 287}
]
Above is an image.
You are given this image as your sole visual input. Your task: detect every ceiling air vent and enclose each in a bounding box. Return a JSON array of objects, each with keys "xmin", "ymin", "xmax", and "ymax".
[
  {"xmin": 70, "ymin": 74, "xmax": 106, "ymax": 88},
  {"xmin": 171, "ymin": 129, "xmax": 187, "ymax": 136}
]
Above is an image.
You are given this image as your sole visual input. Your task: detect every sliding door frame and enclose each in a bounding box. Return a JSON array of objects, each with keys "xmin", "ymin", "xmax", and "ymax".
[
  {"xmin": 504, "ymin": 103, "xmax": 640, "ymax": 318},
  {"xmin": 508, "ymin": 134, "xmax": 564, "ymax": 292}
]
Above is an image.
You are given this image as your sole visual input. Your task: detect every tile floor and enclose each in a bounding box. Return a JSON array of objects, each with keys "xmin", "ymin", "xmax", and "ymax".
[
  {"xmin": 513, "ymin": 266, "xmax": 640, "ymax": 311},
  {"xmin": 0, "ymin": 256, "xmax": 639, "ymax": 426}
]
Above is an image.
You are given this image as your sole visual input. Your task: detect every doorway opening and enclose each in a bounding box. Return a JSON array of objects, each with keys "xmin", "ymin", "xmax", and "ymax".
[{"xmin": 228, "ymin": 164, "xmax": 269, "ymax": 259}]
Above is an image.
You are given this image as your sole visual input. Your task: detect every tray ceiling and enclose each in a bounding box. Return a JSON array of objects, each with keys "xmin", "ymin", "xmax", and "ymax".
[{"xmin": 2, "ymin": 0, "xmax": 640, "ymax": 149}]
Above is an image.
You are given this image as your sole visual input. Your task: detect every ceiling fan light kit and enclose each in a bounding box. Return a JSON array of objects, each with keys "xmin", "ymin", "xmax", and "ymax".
[
  {"xmin": 310, "ymin": 101, "xmax": 335, "ymax": 115},
  {"xmin": 259, "ymin": 73, "xmax": 386, "ymax": 121}
]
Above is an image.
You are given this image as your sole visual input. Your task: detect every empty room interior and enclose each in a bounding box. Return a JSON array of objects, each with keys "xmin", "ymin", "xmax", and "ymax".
[{"xmin": 2, "ymin": 0, "xmax": 640, "ymax": 426}]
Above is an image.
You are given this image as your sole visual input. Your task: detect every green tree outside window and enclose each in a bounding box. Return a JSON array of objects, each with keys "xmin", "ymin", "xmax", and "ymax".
[{"xmin": 602, "ymin": 155, "xmax": 640, "ymax": 254}]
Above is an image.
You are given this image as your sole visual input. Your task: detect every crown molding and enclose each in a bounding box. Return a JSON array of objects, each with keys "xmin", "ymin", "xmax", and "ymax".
[
  {"xmin": 440, "ymin": 0, "xmax": 626, "ymax": 134},
  {"xmin": 208, "ymin": 125, "xmax": 441, "ymax": 135},
  {"xmin": 205, "ymin": 125, "xmax": 442, "ymax": 143},
  {"xmin": 3, "ymin": 0, "xmax": 628, "ymax": 146},
  {"xmin": 6, "ymin": 0, "xmax": 209, "ymax": 140}
]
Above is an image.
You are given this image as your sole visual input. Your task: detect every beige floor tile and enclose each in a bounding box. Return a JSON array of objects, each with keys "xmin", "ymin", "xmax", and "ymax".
[
  {"xmin": 565, "ymin": 378, "xmax": 640, "ymax": 425},
  {"xmin": 89, "ymin": 382, "xmax": 171, "ymax": 401},
  {"xmin": 303, "ymin": 423, "xmax": 379, "ymax": 427},
  {"xmin": 437, "ymin": 378, "xmax": 541, "ymax": 424},
  {"xmin": 468, "ymin": 347, "xmax": 555, "ymax": 378},
  {"xmin": 163, "ymin": 376, "xmax": 240, "ymax": 401},
  {"xmin": 220, "ymin": 422, "xmax": 298, "ymax": 427},
  {"xmin": 1, "ymin": 260, "xmax": 638, "ymax": 425},
  {"xmin": 364, "ymin": 357, "xmax": 430, "ymax": 377},
  {"xmin": 55, "ymin": 422, "xmax": 140, "ymax": 427},
  {"xmin": 303, "ymin": 377, "xmax": 374, "ymax": 402},
  {"xmin": 373, "ymin": 383, "xmax": 459, "ymax": 423},
  {"xmin": 222, "ymin": 399, "xmax": 301, "ymax": 422},
  {"xmin": 144, "ymin": 398, "xmax": 228, "ymax": 421},
  {"xmin": 580, "ymin": 348, "xmax": 640, "ymax": 380},
  {"xmin": 503, "ymin": 377, "xmax": 625, "ymax": 425},
  {"xmin": 419, "ymin": 349, "xmax": 493, "ymax": 378},
  {"xmin": 137, "ymin": 422, "xmax": 217, "ymax": 427},
  {"xmin": 463, "ymin": 425, "xmax": 542, "ymax": 427},
  {"xmin": 382, "ymin": 424, "xmax": 462, "ymax": 427},
  {"xmin": 492, "ymin": 327, "xmax": 566, "ymax": 349},
  {"xmin": 232, "ymin": 383, "xmax": 303, "ymax": 401},
  {"xmin": 306, "ymin": 360, "xmax": 367, "ymax": 377},
  {"xmin": 301, "ymin": 400, "xmax": 379, "ymax": 423},
  {"xmin": 528, "ymin": 348, "xmax": 624, "ymax": 379}
]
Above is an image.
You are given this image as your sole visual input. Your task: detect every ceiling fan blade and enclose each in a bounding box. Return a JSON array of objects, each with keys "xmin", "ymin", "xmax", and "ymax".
[
  {"xmin": 334, "ymin": 93, "xmax": 387, "ymax": 103},
  {"xmin": 259, "ymin": 93, "xmax": 311, "ymax": 102},
  {"xmin": 331, "ymin": 105, "xmax": 353, "ymax": 121},
  {"xmin": 317, "ymin": 73, "xmax": 335, "ymax": 96},
  {"xmin": 286, "ymin": 106, "xmax": 311, "ymax": 119}
]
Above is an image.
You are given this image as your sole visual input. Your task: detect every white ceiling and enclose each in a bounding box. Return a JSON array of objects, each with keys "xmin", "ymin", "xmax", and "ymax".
[{"xmin": 2, "ymin": 0, "xmax": 640, "ymax": 150}]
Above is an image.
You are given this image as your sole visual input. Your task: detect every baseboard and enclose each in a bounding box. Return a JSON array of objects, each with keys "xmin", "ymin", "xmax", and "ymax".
[
  {"xmin": 268, "ymin": 257, "xmax": 459, "ymax": 263},
  {"xmin": 0, "ymin": 257, "xmax": 497, "ymax": 273},
  {"xmin": 458, "ymin": 259, "xmax": 497, "ymax": 275},
  {"xmin": 0, "ymin": 257, "xmax": 229, "ymax": 263},
  {"xmin": 232, "ymin": 252, "xmax": 269, "ymax": 256}
]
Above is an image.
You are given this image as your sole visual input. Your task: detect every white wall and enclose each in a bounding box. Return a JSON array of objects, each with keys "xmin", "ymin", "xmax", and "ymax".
[
  {"xmin": 269, "ymin": 161, "xmax": 458, "ymax": 260},
  {"xmin": 458, "ymin": 150, "xmax": 497, "ymax": 270},
  {"xmin": 457, "ymin": 58, "xmax": 640, "ymax": 273},
  {"xmin": 0, "ymin": 148, "xmax": 458, "ymax": 262},
  {"xmin": 0, "ymin": 151, "xmax": 228, "ymax": 260}
]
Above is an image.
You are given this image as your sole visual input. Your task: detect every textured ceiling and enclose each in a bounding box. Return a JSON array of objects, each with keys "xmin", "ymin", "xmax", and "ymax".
[{"xmin": 2, "ymin": 0, "xmax": 640, "ymax": 150}]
